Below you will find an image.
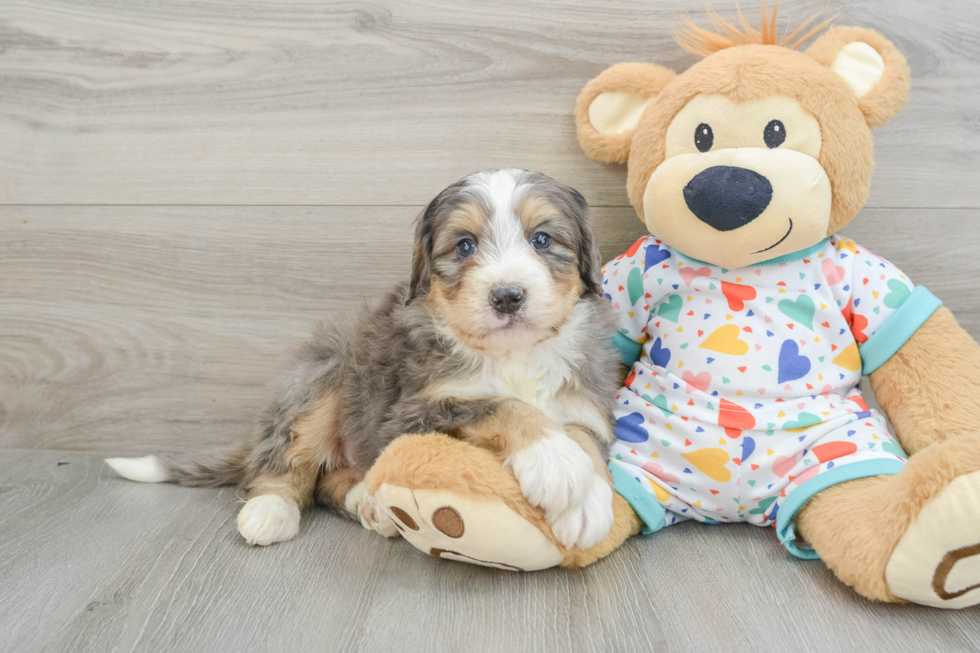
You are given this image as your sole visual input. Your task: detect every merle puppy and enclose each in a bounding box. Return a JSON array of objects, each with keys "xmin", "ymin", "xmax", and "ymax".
[{"xmin": 107, "ymin": 169, "xmax": 621, "ymax": 550}]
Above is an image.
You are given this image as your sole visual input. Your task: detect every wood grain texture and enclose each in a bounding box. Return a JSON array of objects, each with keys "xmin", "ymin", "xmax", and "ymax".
[
  {"xmin": 2, "ymin": 0, "xmax": 979, "ymax": 207},
  {"xmin": 0, "ymin": 450, "xmax": 977, "ymax": 653},
  {"xmin": 3, "ymin": 2, "xmax": 980, "ymax": 650},
  {"xmin": 2, "ymin": 206, "xmax": 978, "ymax": 452}
]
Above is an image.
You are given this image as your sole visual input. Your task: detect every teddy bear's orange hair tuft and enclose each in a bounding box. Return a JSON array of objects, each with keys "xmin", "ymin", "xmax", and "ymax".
[{"xmin": 674, "ymin": 1, "xmax": 838, "ymax": 58}]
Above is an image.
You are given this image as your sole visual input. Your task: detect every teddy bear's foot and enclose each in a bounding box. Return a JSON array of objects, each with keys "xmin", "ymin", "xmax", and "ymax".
[
  {"xmin": 372, "ymin": 483, "xmax": 564, "ymax": 571},
  {"xmin": 798, "ymin": 433, "xmax": 980, "ymax": 608},
  {"xmin": 362, "ymin": 433, "xmax": 642, "ymax": 571},
  {"xmin": 887, "ymin": 468, "xmax": 980, "ymax": 608},
  {"xmin": 366, "ymin": 433, "xmax": 567, "ymax": 570}
]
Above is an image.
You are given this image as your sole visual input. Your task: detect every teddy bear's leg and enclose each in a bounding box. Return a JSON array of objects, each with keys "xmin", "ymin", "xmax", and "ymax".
[
  {"xmin": 364, "ymin": 433, "xmax": 639, "ymax": 571},
  {"xmin": 869, "ymin": 307, "xmax": 980, "ymax": 456},
  {"xmin": 796, "ymin": 432, "xmax": 980, "ymax": 608}
]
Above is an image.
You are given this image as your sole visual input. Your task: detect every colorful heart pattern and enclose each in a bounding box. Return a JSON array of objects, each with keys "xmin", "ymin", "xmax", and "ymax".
[
  {"xmin": 649, "ymin": 337, "xmax": 671, "ymax": 368},
  {"xmin": 777, "ymin": 294, "xmax": 815, "ymax": 330},
  {"xmin": 679, "ymin": 266, "xmax": 711, "ymax": 287},
  {"xmin": 700, "ymin": 324, "xmax": 748, "ymax": 355},
  {"xmin": 657, "ymin": 294, "xmax": 683, "ymax": 322},
  {"xmin": 604, "ymin": 235, "xmax": 916, "ymax": 530},
  {"xmin": 681, "ymin": 370, "xmax": 712, "ymax": 394},
  {"xmin": 721, "ymin": 281, "xmax": 756, "ymax": 311},
  {"xmin": 644, "ymin": 244, "xmax": 672, "ymax": 271},
  {"xmin": 777, "ymin": 340, "xmax": 810, "ymax": 383},
  {"xmin": 681, "ymin": 448, "xmax": 732, "ymax": 483},
  {"xmin": 627, "ymin": 267, "xmax": 644, "ymax": 306}
]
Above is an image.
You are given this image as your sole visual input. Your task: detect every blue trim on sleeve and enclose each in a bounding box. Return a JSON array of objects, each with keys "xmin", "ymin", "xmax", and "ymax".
[
  {"xmin": 775, "ymin": 458, "xmax": 906, "ymax": 560},
  {"xmin": 611, "ymin": 332, "xmax": 644, "ymax": 367},
  {"xmin": 860, "ymin": 286, "xmax": 942, "ymax": 375},
  {"xmin": 609, "ymin": 462, "xmax": 666, "ymax": 536}
]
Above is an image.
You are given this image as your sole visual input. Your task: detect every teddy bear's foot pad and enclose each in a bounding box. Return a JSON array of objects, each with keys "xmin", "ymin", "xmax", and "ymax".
[
  {"xmin": 887, "ymin": 469, "xmax": 980, "ymax": 608},
  {"xmin": 373, "ymin": 483, "xmax": 564, "ymax": 571}
]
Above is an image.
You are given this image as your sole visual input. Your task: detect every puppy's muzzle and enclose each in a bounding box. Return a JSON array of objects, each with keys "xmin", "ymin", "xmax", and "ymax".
[{"xmin": 490, "ymin": 285, "xmax": 526, "ymax": 315}]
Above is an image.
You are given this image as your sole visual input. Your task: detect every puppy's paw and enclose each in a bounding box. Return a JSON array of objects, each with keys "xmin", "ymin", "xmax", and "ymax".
[
  {"xmin": 346, "ymin": 480, "xmax": 399, "ymax": 538},
  {"xmin": 237, "ymin": 494, "xmax": 300, "ymax": 546},
  {"xmin": 547, "ymin": 476, "xmax": 615, "ymax": 549},
  {"xmin": 505, "ymin": 431, "xmax": 595, "ymax": 516}
]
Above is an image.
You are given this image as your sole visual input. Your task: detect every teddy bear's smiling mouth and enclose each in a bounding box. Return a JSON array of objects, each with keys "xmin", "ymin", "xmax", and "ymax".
[{"xmin": 752, "ymin": 218, "xmax": 794, "ymax": 255}]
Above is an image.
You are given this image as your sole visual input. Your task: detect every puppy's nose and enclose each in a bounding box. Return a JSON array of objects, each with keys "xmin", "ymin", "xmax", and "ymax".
[
  {"xmin": 490, "ymin": 285, "xmax": 525, "ymax": 315},
  {"xmin": 683, "ymin": 165, "xmax": 773, "ymax": 232}
]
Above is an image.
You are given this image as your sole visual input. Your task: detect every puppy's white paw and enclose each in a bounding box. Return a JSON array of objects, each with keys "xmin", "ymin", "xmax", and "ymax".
[
  {"xmin": 547, "ymin": 476, "xmax": 615, "ymax": 549},
  {"xmin": 505, "ymin": 431, "xmax": 595, "ymax": 516},
  {"xmin": 346, "ymin": 480, "xmax": 399, "ymax": 538},
  {"xmin": 237, "ymin": 494, "xmax": 300, "ymax": 546}
]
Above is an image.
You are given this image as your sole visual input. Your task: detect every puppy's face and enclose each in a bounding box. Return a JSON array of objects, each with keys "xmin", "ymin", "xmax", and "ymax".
[{"xmin": 411, "ymin": 170, "xmax": 601, "ymax": 353}]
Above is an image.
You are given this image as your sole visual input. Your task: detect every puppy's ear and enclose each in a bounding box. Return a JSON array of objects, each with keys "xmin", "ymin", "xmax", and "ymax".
[
  {"xmin": 567, "ymin": 187, "xmax": 603, "ymax": 295},
  {"xmin": 807, "ymin": 26, "xmax": 910, "ymax": 128},
  {"xmin": 576, "ymin": 63, "xmax": 676, "ymax": 164},
  {"xmin": 407, "ymin": 205, "xmax": 434, "ymax": 302}
]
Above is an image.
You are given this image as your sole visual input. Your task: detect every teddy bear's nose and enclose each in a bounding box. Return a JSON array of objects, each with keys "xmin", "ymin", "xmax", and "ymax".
[{"xmin": 683, "ymin": 165, "xmax": 773, "ymax": 232}]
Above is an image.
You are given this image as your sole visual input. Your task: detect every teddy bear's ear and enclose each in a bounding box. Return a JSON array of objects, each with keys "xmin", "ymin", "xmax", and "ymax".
[
  {"xmin": 576, "ymin": 63, "xmax": 676, "ymax": 164},
  {"xmin": 807, "ymin": 26, "xmax": 911, "ymax": 129}
]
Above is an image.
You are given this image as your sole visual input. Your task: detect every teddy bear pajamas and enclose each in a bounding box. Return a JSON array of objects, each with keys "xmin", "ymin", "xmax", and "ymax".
[{"xmin": 603, "ymin": 235, "xmax": 942, "ymax": 558}]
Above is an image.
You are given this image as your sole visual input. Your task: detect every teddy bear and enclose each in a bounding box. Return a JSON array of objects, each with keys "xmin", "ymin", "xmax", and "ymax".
[{"xmin": 361, "ymin": 3, "xmax": 980, "ymax": 608}]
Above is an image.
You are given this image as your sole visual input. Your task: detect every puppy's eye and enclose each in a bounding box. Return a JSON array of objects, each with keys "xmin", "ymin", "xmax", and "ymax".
[
  {"xmin": 694, "ymin": 123, "xmax": 713, "ymax": 152},
  {"xmin": 531, "ymin": 232, "xmax": 551, "ymax": 250},
  {"xmin": 456, "ymin": 238, "xmax": 477, "ymax": 258},
  {"xmin": 764, "ymin": 119, "xmax": 786, "ymax": 148}
]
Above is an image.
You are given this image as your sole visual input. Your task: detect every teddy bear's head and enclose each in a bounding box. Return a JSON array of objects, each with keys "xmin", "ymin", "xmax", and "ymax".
[{"xmin": 576, "ymin": 5, "xmax": 910, "ymax": 268}]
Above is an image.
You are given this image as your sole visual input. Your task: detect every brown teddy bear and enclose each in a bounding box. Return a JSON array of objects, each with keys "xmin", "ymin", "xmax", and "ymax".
[{"xmin": 363, "ymin": 3, "xmax": 980, "ymax": 608}]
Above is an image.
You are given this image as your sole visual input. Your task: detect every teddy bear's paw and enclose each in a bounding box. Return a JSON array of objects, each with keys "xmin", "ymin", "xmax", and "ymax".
[
  {"xmin": 372, "ymin": 484, "xmax": 565, "ymax": 571},
  {"xmin": 505, "ymin": 430, "xmax": 595, "ymax": 518},
  {"xmin": 237, "ymin": 494, "xmax": 301, "ymax": 546},
  {"xmin": 345, "ymin": 480, "xmax": 399, "ymax": 538},
  {"xmin": 546, "ymin": 475, "xmax": 615, "ymax": 549},
  {"xmin": 886, "ymin": 469, "xmax": 980, "ymax": 609}
]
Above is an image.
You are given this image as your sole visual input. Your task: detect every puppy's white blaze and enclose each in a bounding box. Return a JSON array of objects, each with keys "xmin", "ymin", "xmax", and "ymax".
[
  {"xmin": 505, "ymin": 430, "xmax": 594, "ymax": 516},
  {"xmin": 469, "ymin": 169, "xmax": 542, "ymax": 279},
  {"xmin": 104, "ymin": 455, "xmax": 169, "ymax": 483},
  {"xmin": 237, "ymin": 494, "xmax": 300, "ymax": 546}
]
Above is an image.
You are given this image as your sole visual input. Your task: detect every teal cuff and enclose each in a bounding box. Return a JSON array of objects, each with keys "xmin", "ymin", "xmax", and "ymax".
[
  {"xmin": 776, "ymin": 458, "xmax": 906, "ymax": 560},
  {"xmin": 611, "ymin": 332, "xmax": 643, "ymax": 367},
  {"xmin": 609, "ymin": 462, "xmax": 666, "ymax": 535},
  {"xmin": 860, "ymin": 286, "xmax": 942, "ymax": 375}
]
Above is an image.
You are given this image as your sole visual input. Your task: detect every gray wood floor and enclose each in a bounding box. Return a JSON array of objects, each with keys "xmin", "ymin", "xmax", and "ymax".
[
  {"xmin": 3, "ymin": 0, "xmax": 980, "ymax": 651},
  {"xmin": 3, "ymin": 450, "xmax": 980, "ymax": 653}
]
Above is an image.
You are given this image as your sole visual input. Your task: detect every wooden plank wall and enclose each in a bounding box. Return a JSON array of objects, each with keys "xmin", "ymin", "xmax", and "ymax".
[{"xmin": 2, "ymin": 0, "xmax": 979, "ymax": 452}]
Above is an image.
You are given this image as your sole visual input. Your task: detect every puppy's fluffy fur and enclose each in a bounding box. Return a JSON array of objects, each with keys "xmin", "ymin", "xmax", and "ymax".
[{"xmin": 107, "ymin": 170, "xmax": 621, "ymax": 549}]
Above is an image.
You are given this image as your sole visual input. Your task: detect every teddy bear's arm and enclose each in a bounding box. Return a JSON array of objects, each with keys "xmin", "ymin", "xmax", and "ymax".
[
  {"xmin": 869, "ymin": 306, "xmax": 980, "ymax": 456},
  {"xmin": 602, "ymin": 238, "xmax": 677, "ymax": 366}
]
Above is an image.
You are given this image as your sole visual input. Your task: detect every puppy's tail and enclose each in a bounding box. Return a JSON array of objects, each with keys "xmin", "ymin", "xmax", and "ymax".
[{"xmin": 105, "ymin": 445, "xmax": 251, "ymax": 487}]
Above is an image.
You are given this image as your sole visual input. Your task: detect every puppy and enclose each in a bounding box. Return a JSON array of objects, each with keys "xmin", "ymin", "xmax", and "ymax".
[{"xmin": 106, "ymin": 169, "xmax": 621, "ymax": 550}]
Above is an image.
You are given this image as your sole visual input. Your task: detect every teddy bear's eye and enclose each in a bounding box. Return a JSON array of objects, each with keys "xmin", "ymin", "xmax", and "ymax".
[
  {"xmin": 764, "ymin": 119, "xmax": 786, "ymax": 148},
  {"xmin": 694, "ymin": 123, "xmax": 714, "ymax": 152}
]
